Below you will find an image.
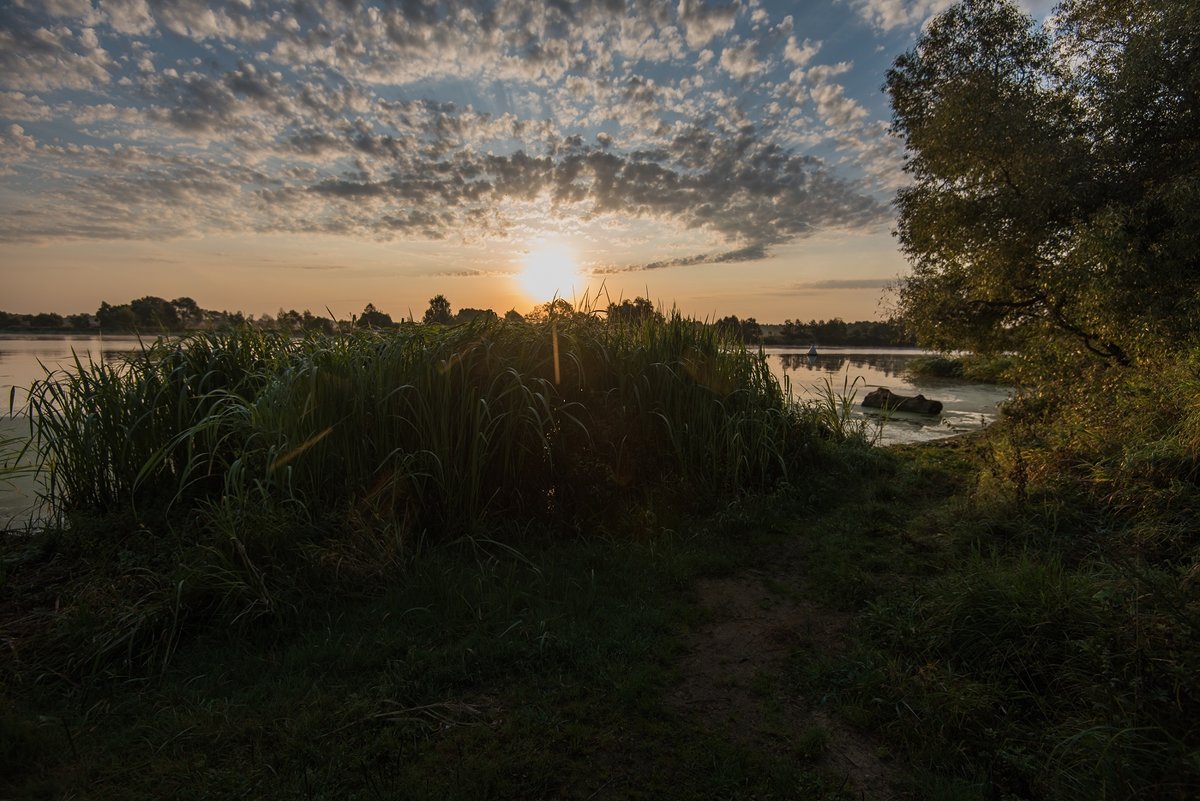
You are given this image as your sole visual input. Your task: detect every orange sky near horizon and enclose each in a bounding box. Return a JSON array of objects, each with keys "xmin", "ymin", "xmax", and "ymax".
[{"xmin": 1, "ymin": 228, "xmax": 905, "ymax": 323}]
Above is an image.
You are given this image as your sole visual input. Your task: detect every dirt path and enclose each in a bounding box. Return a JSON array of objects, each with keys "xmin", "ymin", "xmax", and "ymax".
[{"xmin": 671, "ymin": 545, "xmax": 900, "ymax": 800}]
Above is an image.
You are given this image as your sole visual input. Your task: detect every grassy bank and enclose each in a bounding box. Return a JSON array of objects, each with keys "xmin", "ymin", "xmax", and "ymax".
[
  {"xmin": 2, "ymin": 314, "xmax": 840, "ymax": 679},
  {"xmin": 3, "ymin": 328, "xmax": 1196, "ymax": 800},
  {"xmin": 813, "ymin": 354, "xmax": 1200, "ymax": 800}
]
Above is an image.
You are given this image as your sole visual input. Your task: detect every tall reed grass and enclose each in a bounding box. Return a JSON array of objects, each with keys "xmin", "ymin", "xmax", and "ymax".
[
  {"xmin": 23, "ymin": 312, "xmax": 834, "ymax": 547},
  {"xmin": 9, "ymin": 312, "xmax": 851, "ymax": 672}
]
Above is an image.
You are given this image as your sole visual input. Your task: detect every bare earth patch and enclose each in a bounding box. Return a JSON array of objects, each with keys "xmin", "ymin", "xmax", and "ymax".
[{"xmin": 672, "ymin": 551, "xmax": 899, "ymax": 800}]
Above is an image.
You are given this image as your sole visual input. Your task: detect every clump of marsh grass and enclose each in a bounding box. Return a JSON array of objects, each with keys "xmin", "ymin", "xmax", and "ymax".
[
  {"xmin": 806, "ymin": 373, "xmax": 881, "ymax": 446},
  {"xmin": 11, "ymin": 310, "xmax": 846, "ymax": 677}
]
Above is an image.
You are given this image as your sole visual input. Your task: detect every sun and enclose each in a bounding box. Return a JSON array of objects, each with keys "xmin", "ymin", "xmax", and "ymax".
[{"xmin": 516, "ymin": 241, "xmax": 581, "ymax": 302}]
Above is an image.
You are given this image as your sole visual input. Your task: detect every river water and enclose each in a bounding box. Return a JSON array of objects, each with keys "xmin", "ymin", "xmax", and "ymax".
[
  {"xmin": 1, "ymin": 334, "xmax": 146, "ymax": 528},
  {"xmin": 0, "ymin": 336, "xmax": 1012, "ymax": 527},
  {"xmin": 763, "ymin": 346, "xmax": 1011, "ymax": 446}
]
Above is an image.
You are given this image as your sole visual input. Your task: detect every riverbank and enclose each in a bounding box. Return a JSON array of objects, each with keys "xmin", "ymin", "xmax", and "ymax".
[
  {"xmin": 0, "ymin": 436, "xmax": 930, "ymax": 800},
  {"xmin": 5, "ymin": 419, "xmax": 1196, "ymax": 800}
]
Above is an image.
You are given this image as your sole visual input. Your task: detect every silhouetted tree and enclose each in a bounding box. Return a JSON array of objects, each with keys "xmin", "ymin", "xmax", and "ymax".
[
  {"xmin": 715, "ymin": 315, "xmax": 761, "ymax": 343},
  {"xmin": 454, "ymin": 307, "xmax": 497, "ymax": 324},
  {"xmin": 129, "ymin": 296, "xmax": 179, "ymax": 330},
  {"xmin": 29, "ymin": 312, "xmax": 65, "ymax": 329},
  {"xmin": 97, "ymin": 302, "xmax": 137, "ymax": 331},
  {"xmin": 423, "ymin": 294, "xmax": 453, "ymax": 325},
  {"xmin": 357, "ymin": 303, "xmax": 394, "ymax": 328},
  {"xmin": 301, "ymin": 310, "xmax": 334, "ymax": 334},
  {"xmin": 504, "ymin": 309, "xmax": 525, "ymax": 323},
  {"xmin": 607, "ymin": 296, "xmax": 661, "ymax": 325},
  {"xmin": 66, "ymin": 313, "xmax": 92, "ymax": 330},
  {"xmin": 171, "ymin": 297, "xmax": 202, "ymax": 328},
  {"xmin": 525, "ymin": 298, "xmax": 576, "ymax": 323},
  {"xmin": 888, "ymin": 0, "xmax": 1200, "ymax": 363}
]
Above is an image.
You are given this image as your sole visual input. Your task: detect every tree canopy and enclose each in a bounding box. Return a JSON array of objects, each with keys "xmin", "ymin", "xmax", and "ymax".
[
  {"xmin": 423, "ymin": 294, "xmax": 453, "ymax": 325},
  {"xmin": 606, "ymin": 297, "xmax": 661, "ymax": 325},
  {"xmin": 888, "ymin": 0, "xmax": 1200, "ymax": 366},
  {"xmin": 357, "ymin": 303, "xmax": 394, "ymax": 329}
]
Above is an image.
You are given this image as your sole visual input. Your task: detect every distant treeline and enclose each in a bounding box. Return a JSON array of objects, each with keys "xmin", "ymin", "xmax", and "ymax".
[
  {"xmin": 717, "ymin": 315, "xmax": 914, "ymax": 347},
  {"xmin": 0, "ymin": 294, "xmax": 913, "ymax": 346},
  {"xmin": 0, "ymin": 296, "xmax": 350, "ymax": 334}
]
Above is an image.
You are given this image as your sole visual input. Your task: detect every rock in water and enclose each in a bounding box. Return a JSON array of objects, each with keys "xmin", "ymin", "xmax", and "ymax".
[{"xmin": 861, "ymin": 387, "xmax": 943, "ymax": 415}]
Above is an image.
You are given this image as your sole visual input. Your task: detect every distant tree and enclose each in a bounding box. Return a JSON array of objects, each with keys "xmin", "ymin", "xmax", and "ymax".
[
  {"xmin": 301, "ymin": 310, "xmax": 334, "ymax": 335},
  {"xmin": 524, "ymin": 298, "xmax": 576, "ymax": 323},
  {"xmin": 812, "ymin": 318, "xmax": 847, "ymax": 345},
  {"xmin": 0, "ymin": 311, "xmax": 21, "ymax": 328},
  {"xmin": 129, "ymin": 296, "xmax": 179, "ymax": 330},
  {"xmin": 607, "ymin": 297, "xmax": 661, "ymax": 325},
  {"xmin": 171, "ymin": 297, "xmax": 203, "ymax": 329},
  {"xmin": 714, "ymin": 315, "xmax": 762, "ymax": 343},
  {"xmin": 357, "ymin": 303, "xmax": 394, "ymax": 328},
  {"xmin": 504, "ymin": 309, "xmax": 525, "ymax": 323},
  {"xmin": 29, "ymin": 312, "xmax": 64, "ymax": 329},
  {"xmin": 423, "ymin": 294, "xmax": 453, "ymax": 325},
  {"xmin": 454, "ymin": 307, "xmax": 498, "ymax": 324},
  {"xmin": 715, "ymin": 315, "xmax": 743, "ymax": 339},
  {"xmin": 275, "ymin": 308, "xmax": 302, "ymax": 333},
  {"xmin": 97, "ymin": 301, "xmax": 137, "ymax": 331},
  {"xmin": 741, "ymin": 317, "xmax": 763, "ymax": 344},
  {"xmin": 66, "ymin": 313, "xmax": 92, "ymax": 330}
]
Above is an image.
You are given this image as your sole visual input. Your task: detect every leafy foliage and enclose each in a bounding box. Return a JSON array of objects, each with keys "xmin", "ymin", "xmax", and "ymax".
[
  {"xmin": 422, "ymin": 293, "xmax": 453, "ymax": 325},
  {"xmin": 888, "ymin": 0, "xmax": 1200, "ymax": 366}
]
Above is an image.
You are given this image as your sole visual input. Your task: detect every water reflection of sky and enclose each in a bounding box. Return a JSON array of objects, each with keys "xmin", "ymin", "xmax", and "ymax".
[
  {"xmin": 765, "ymin": 347, "xmax": 1013, "ymax": 446},
  {"xmin": 1, "ymin": 334, "xmax": 141, "ymax": 412},
  {"xmin": 776, "ymin": 352, "xmax": 914, "ymax": 379}
]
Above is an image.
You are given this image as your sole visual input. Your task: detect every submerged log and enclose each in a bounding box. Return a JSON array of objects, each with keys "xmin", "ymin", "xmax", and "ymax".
[{"xmin": 862, "ymin": 387, "xmax": 943, "ymax": 415}]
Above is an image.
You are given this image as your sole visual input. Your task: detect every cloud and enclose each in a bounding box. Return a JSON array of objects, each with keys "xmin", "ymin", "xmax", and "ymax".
[
  {"xmin": 790, "ymin": 277, "xmax": 894, "ymax": 290},
  {"xmin": 841, "ymin": 0, "xmax": 955, "ymax": 33},
  {"xmin": 0, "ymin": 23, "xmax": 114, "ymax": 91},
  {"xmin": 0, "ymin": 92, "xmax": 54, "ymax": 121},
  {"xmin": 594, "ymin": 244, "xmax": 768, "ymax": 273},
  {"xmin": 429, "ymin": 268, "xmax": 518, "ymax": 278},
  {"xmin": 719, "ymin": 39, "xmax": 764, "ymax": 80},
  {"xmin": 784, "ymin": 36, "xmax": 820, "ymax": 67},
  {"xmin": 0, "ymin": 0, "xmax": 902, "ymax": 263},
  {"xmin": 677, "ymin": 0, "xmax": 740, "ymax": 48}
]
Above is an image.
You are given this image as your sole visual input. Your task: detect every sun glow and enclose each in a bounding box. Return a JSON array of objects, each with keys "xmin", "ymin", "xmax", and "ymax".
[{"xmin": 516, "ymin": 241, "xmax": 582, "ymax": 302}]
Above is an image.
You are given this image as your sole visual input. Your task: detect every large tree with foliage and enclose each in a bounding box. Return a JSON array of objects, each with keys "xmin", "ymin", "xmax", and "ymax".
[{"xmin": 888, "ymin": 0, "xmax": 1199, "ymax": 366}]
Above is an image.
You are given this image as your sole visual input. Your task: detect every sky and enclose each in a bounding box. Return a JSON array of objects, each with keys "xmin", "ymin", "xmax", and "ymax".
[{"xmin": 0, "ymin": 0, "xmax": 1053, "ymax": 322}]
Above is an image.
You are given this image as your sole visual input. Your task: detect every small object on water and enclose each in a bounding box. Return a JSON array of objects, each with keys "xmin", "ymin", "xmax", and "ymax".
[
  {"xmin": 807, "ymin": 344, "xmax": 818, "ymax": 357},
  {"xmin": 861, "ymin": 387, "xmax": 943, "ymax": 415}
]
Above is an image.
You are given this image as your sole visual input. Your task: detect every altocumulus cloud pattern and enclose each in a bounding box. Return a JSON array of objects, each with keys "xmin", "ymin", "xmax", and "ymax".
[{"xmin": 0, "ymin": 0, "xmax": 928, "ymax": 270}]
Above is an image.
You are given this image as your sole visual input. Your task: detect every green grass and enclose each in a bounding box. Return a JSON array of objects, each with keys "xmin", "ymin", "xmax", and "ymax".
[
  {"xmin": 798, "ymin": 354, "xmax": 1200, "ymax": 801},
  {"xmin": 6, "ymin": 325, "xmax": 1196, "ymax": 801},
  {"xmin": 2, "ymin": 493, "xmax": 866, "ymax": 801}
]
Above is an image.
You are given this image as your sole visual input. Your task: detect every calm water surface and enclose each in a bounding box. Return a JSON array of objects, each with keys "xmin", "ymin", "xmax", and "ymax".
[
  {"xmin": 1, "ymin": 336, "xmax": 1013, "ymax": 527},
  {"xmin": 1, "ymin": 334, "xmax": 144, "ymax": 527},
  {"xmin": 764, "ymin": 347, "xmax": 1012, "ymax": 446}
]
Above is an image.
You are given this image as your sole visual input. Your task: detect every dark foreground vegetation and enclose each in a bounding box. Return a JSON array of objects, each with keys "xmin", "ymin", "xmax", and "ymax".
[{"xmin": 2, "ymin": 315, "xmax": 1197, "ymax": 800}]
